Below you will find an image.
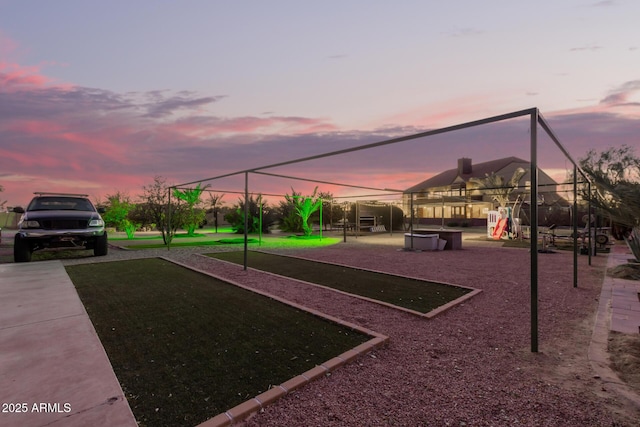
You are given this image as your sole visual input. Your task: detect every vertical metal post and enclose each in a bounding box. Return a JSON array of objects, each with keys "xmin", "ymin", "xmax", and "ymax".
[
  {"xmin": 573, "ymin": 165, "xmax": 578, "ymax": 288},
  {"xmin": 389, "ymin": 203, "xmax": 393, "ymax": 237},
  {"xmin": 355, "ymin": 201, "xmax": 359, "ymax": 238},
  {"xmin": 167, "ymin": 187, "xmax": 172, "ymax": 251},
  {"xmin": 331, "ymin": 199, "xmax": 334, "ymax": 232},
  {"xmin": 343, "ymin": 202, "xmax": 347, "ymax": 243},
  {"xmin": 258, "ymin": 194, "xmax": 262, "ymax": 246},
  {"xmin": 441, "ymin": 196, "xmax": 445, "ymax": 229},
  {"xmin": 243, "ymin": 172, "xmax": 249, "ymax": 271},
  {"xmin": 530, "ymin": 110, "xmax": 539, "ymax": 353},
  {"xmin": 587, "ymin": 181, "xmax": 592, "ymax": 265},
  {"xmin": 410, "ymin": 192, "xmax": 414, "ymax": 249},
  {"xmin": 592, "ymin": 191, "xmax": 597, "ymax": 258},
  {"xmin": 319, "ymin": 199, "xmax": 323, "ymax": 241}
]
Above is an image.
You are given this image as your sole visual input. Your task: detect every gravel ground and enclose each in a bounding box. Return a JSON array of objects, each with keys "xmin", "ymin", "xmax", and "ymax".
[{"xmin": 63, "ymin": 237, "xmax": 640, "ymax": 426}]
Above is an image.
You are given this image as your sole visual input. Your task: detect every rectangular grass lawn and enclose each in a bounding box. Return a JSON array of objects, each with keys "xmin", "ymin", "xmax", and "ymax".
[
  {"xmin": 66, "ymin": 258, "xmax": 369, "ymax": 427},
  {"xmin": 208, "ymin": 251, "xmax": 471, "ymax": 313}
]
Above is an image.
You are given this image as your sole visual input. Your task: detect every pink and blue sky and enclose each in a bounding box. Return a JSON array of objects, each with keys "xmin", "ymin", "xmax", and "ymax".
[{"xmin": 1, "ymin": 0, "xmax": 639, "ymax": 206}]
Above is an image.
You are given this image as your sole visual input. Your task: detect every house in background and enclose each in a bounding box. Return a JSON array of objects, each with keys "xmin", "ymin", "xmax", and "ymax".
[{"xmin": 403, "ymin": 157, "xmax": 568, "ymax": 227}]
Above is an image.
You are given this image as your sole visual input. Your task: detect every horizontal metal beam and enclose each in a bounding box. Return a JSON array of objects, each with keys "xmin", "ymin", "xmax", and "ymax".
[
  {"xmin": 174, "ymin": 108, "xmax": 537, "ymax": 188},
  {"xmin": 537, "ymin": 112, "xmax": 591, "ymax": 183},
  {"xmin": 252, "ymin": 171, "xmax": 404, "ymax": 193}
]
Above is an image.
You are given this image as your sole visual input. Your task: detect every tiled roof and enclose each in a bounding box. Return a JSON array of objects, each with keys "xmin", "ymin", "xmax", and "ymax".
[{"xmin": 405, "ymin": 156, "xmax": 529, "ymax": 192}]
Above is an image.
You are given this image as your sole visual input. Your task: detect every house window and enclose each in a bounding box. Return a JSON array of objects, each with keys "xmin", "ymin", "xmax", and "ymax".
[
  {"xmin": 425, "ymin": 207, "xmax": 434, "ymax": 218},
  {"xmin": 451, "ymin": 206, "xmax": 466, "ymax": 218}
]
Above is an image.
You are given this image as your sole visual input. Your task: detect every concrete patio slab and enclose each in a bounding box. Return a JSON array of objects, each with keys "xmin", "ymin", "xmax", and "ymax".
[{"xmin": 0, "ymin": 261, "xmax": 136, "ymax": 427}]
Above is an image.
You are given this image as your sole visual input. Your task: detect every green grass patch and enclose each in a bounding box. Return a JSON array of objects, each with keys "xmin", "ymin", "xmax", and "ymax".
[
  {"xmin": 173, "ymin": 233, "xmax": 207, "ymax": 238},
  {"xmin": 125, "ymin": 238, "xmax": 260, "ymax": 249},
  {"xmin": 217, "ymin": 238, "xmax": 259, "ymax": 244},
  {"xmin": 66, "ymin": 258, "xmax": 369, "ymax": 427},
  {"xmin": 124, "ymin": 236, "xmax": 340, "ymax": 250},
  {"xmin": 111, "ymin": 233, "xmax": 207, "ymax": 242},
  {"xmin": 208, "ymin": 251, "xmax": 471, "ymax": 313},
  {"xmin": 200, "ymin": 226, "xmax": 235, "ymax": 234},
  {"xmin": 109, "ymin": 235, "xmax": 163, "ymax": 241},
  {"xmin": 126, "ymin": 240, "xmax": 219, "ymax": 249},
  {"xmin": 110, "ymin": 230, "xmax": 233, "ymax": 241},
  {"xmin": 286, "ymin": 234, "xmax": 323, "ymax": 240}
]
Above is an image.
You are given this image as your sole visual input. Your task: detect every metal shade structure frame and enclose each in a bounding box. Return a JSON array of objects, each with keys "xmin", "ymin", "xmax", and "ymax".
[{"xmin": 171, "ymin": 107, "xmax": 592, "ymax": 352}]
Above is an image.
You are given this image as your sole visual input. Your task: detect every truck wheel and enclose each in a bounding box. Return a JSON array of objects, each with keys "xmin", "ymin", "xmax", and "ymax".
[
  {"xmin": 14, "ymin": 235, "xmax": 32, "ymax": 262},
  {"xmin": 94, "ymin": 232, "xmax": 108, "ymax": 256}
]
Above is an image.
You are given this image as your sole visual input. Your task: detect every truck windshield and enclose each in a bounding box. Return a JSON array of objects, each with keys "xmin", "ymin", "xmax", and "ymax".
[{"xmin": 27, "ymin": 197, "xmax": 95, "ymax": 212}]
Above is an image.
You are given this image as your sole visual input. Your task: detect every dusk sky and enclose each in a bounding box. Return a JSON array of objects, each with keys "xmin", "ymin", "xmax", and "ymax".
[{"xmin": 1, "ymin": 0, "xmax": 639, "ymax": 207}]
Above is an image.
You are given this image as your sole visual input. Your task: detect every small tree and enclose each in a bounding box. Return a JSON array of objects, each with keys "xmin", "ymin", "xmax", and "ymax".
[
  {"xmin": 579, "ymin": 145, "xmax": 640, "ymax": 237},
  {"xmin": 286, "ymin": 187, "xmax": 323, "ymax": 237},
  {"xmin": 173, "ymin": 183, "xmax": 209, "ymax": 236},
  {"xmin": 128, "ymin": 203, "xmax": 155, "ymax": 231},
  {"xmin": 225, "ymin": 195, "xmax": 273, "ymax": 234},
  {"xmin": 102, "ymin": 192, "xmax": 138, "ymax": 239},
  {"xmin": 140, "ymin": 176, "xmax": 186, "ymax": 245},
  {"xmin": 278, "ymin": 189, "xmax": 304, "ymax": 233}
]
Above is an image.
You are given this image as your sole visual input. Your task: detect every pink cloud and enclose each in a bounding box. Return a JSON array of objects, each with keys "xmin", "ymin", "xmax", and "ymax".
[
  {"xmin": 0, "ymin": 148, "xmax": 62, "ymax": 168},
  {"xmin": 59, "ymin": 130, "xmax": 130, "ymax": 163},
  {"xmin": 170, "ymin": 116, "xmax": 337, "ymax": 136},
  {"xmin": 153, "ymin": 115, "xmax": 338, "ymax": 142},
  {"xmin": 0, "ymin": 62, "xmax": 53, "ymax": 90},
  {"xmin": 0, "ymin": 32, "xmax": 73, "ymax": 92},
  {"xmin": 599, "ymin": 80, "xmax": 640, "ymax": 112},
  {"xmin": 2, "ymin": 118, "xmax": 129, "ymax": 167},
  {"xmin": 5, "ymin": 119, "xmax": 65, "ymax": 135}
]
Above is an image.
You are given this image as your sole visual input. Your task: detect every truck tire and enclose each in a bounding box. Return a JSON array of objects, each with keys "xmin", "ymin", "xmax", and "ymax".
[
  {"xmin": 14, "ymin": 235, "xmax": 32, "ymax": 262},
  {"xmin": 94, "ymin": 232, "xmax": 108, "ymax": 256}
]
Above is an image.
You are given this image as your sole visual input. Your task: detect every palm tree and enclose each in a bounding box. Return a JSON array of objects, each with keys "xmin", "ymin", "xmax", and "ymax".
[
  {"xmin": 173, "ymin": 183, "xmax": 210, "ymax": 236},
  {"xmin": 286, "ymin": 187, "xmax": 323, "ymax": 237}
]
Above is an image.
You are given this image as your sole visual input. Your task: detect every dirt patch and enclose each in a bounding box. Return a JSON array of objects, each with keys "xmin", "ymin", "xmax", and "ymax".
[
  {"xmin": 521, "ymin": 310, "xmax": 640, "ymax": 424},
  {"xmin": 610, "ymin": 332, "xmax": 640, "ymax": 393},
  {"xmin": 608, "ymin": 263, "xmax": 640, "ymax": 280}
]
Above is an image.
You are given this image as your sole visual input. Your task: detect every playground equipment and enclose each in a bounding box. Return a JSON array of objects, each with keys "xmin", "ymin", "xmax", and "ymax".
[
  {"xmin": 539, "ymin": 224, "xmax": 556, "ymax": 253},
  {"xmin": 487, "ymin": 207, "xmax": 518, "ymax": 240}
]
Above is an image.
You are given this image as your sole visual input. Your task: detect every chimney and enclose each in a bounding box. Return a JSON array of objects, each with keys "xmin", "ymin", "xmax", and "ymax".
[{"xmin": 458, "ymin": 158, "xmax": 472, "ymax": 175}]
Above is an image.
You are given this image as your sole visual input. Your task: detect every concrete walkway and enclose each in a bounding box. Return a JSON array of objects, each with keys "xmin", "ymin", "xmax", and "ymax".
[
  {"xmin": 607, "ymin": 244, "xmax": 640, "ymax": 334},
  {"xmin": 588, "ymin": 243, "xmax": 640, "ymax": 411},
  {"xmin": 0, "ymin": 261, "xmax": 136, "ymax": 427}
]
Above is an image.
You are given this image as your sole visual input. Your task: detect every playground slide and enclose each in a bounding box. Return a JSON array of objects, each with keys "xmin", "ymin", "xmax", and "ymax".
[{"xmin": 493, "ymin": 218, "xmax": 507, "ymax": 240}]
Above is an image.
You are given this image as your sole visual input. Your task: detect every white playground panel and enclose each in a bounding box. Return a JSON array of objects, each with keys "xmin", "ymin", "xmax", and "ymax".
[{"xmin": 487, "ymin": 207, "xmax": 517, "ymax": 240}]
